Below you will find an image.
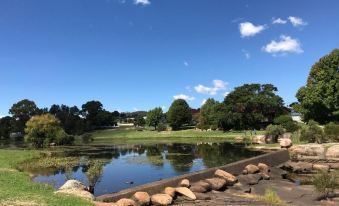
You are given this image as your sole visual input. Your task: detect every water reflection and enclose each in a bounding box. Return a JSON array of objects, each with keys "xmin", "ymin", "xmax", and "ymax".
[{"xmin": 30, "ymin": 142, "xmax": 262, "ymax": 196}]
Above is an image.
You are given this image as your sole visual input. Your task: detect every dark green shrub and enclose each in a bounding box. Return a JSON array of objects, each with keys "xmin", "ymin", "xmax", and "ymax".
[
  {"xmin": 300, "ymin": 120, "xmax": 325, "ymax": 143},
  {"xmin": 324, "ymin": 122, "xmax": 339, "ymax": 142},
  {"xmin": 313, "ymin": 170, "xmax": 338, "ymax": 199},
  {"xmin": 157, "ymin": 123, "xmax": 167, "ymax": 132},
  {"xmin": 265, "ymin": 124, "xmax": 285, "ymax": 143},
  {"xmin": 273, "ymin": 115, "xmax": 299, "ymax": 132}
]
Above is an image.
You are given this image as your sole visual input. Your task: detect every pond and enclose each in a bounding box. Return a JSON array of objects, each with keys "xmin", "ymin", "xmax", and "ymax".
[{"xmin": 25, "ymin": 142, "xmax": 263, "ymax": 196}]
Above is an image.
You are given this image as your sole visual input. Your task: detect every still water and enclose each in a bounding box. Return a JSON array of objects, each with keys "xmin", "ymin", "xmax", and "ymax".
[{"xmin": 30, "ymin": 142, "xmax": 262, "ymax": 196}]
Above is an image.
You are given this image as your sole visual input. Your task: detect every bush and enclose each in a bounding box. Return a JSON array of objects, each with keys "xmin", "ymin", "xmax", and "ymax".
[
  {"xmin": 265, "ymin": 124, "xmax": 285, "ymax": 143},
  {"xmin": 324, "ymin": 122, "xmax": 339, "ymax": 142},
  {"xmin": 258, "ymin": 188, "xmax": 283, "ymax": 204},
  {"xmin": 156, "ymin": 123, "xmax": 167, "ymax": 132},
  {"xmin": 25, "ymin": 114, "xmax": 74, "ymax": 148},
  {"xmin": 313, "ymin": 170, "xmax": 338, "ymax": 199},
  {"xmin": 273, "ymin": 115, "xmax": 299, "ymax": 132},
  {"xmin": 300, "ymin": 120, "xmax": 325, "ymax": 143}
]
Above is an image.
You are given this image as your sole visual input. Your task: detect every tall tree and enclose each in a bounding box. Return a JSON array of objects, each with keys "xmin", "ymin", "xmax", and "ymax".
[
  {"xmin": 146, "ymin": 107, "xmax": 163, "ymax": 130},
  {"xmin": 0, "ymin": 116, "xmax": 12, "ymax": 139},
  {"xmin": 9, "ymin": 99, "xmax": 39, "ymax": 133},
  {"xmin": 296, "ymin": 49, "xmax": 339, "ymax": 124},
  {"xmin": 167, "ymin": 99, "xmax": 192, "ymax": 130},
  {"xmin": 223, "ymin": 84, "xmax": 285, "ymax": 130},
  {"xmin": 199, "ymin": 98, "xmax": 220, "ymax": 130}
]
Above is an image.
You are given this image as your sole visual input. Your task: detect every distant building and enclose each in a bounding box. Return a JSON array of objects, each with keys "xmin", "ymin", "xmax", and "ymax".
[{"xmin": 290, "ymin": 109, "xmax": 302, "ymax": 122}]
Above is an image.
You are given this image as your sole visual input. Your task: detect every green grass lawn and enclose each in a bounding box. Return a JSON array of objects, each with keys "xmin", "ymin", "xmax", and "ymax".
[
  {"xmin": 87, "ymin": 127, "xmax": 265, "ymax": 144},
  {"xmin": 0, "ymin": 149, "xmax": 94, "ymax": 206}
]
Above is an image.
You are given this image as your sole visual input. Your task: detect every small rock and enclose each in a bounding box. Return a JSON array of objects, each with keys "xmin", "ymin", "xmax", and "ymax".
[
  {"xmin": 234, "ymin": 136, "xmax": 244, "ymax": 143},
  {"xmin": 313, "ymin": 164, "xmax": 330, "ymax": 171},
  {"xmin": 330, "ymin": 163, "xmax": 339, "ymax": 169},
  {"xmin": 151, "ymin": 194, "xmax": 172, "ymax": 206},
  {"xmin": 55, "ymin": 189, "xmax": 95, "ymax": 201},
  {"xmin": 190, "ymin": 181, "xmax": 211, "ymax": 193},
  {"xmin": 260, "ymin": 172, "xmax": 270, "ymax": 180},
  {"xmin": 204, "ymin": 178, "xmax": 227, "ymax": 191},
  {"xmin": 132, "ymin": 192, "xmax": 150, "ymax": 206},
  {"xmin": 164, "ymin": 187, "xmax": 176, "ymax": 198},
  {"xmin": 179, "ymin": 179, "xmax": 190, "ymax": 187},
  {"xmin": 245, "ymin": 164, "xmax": 260, "ymax": 174},
  {"xmin": 242, "ymin": 169, "xmax": 248, "ymax": 175},
  {"xmin": 116, "ymin": 198, "xmax": 136, "ymax": 206},
  {"xmin": 175, "ymin": 187, "xmax": 196, "ymax": 200},
  {"xmin": 258, "ymin": 163, "xmax": 269, "ymax": 174},
  {"xmin": 214, "ymin": 169, "xmax": 237, "ymax": 185},
  {"xmin": 280, "ymin": 138, "xmax": 292, "ymax": 148},
  {"xmin": 326, "ymin": 145, "xmax": 339, "ymax": 159},
  {"xmin": 194, "ymin": 193, "xmax": 212, "ymax": 200},
  {"xmin": 59, "ymin": 179, "xmax": 87, "ymax": 191},
  {"xmin": 231, "ymin": 182, "xmax": 251, "ymax": 193},
  {"xmin": 238, "ymin": 174, "xmax": 262, "ymax": 185},
  {"xmin": 252, "ymin": 135, "xmax": 266, "ymax": 144}
]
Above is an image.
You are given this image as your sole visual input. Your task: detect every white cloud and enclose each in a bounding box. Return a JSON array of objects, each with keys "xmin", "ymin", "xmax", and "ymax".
[
  {"xmin": 272, "ymin": 18, "xmax": 287, "ymax": 24},
  {"xmin": 262, "ymin": 35, "xmax": 303, "ymax": 55},
  {"xmin": 223, "ymin": 92, "xmax": 230, "ymax": 97},
  {"xmin": 184, "ymin": 61, "xmax": 189, "ymax": 67},
  {"xmin": 173, "ymin": 94, "xmax": 195, "ymax": 101},
  {"xmin": 161, "ymin": 106, "xmax": 166, "ymax": 110},
  {"xmin": 134, "ymin": 0, "xmax": 150, "ymax": 5},
  {"xmin": 288, "ymin": 16, "xmax": 307, "ymax": 27},
  {"xmin": 194, "ymin": 80, "xmax": 228, "ymax": 95},
  {"xmin": 239, "ymin": 22, "xmax": 266, "ymax": 37},
  {"xmin": 133, "ymin": 107, "xmax": 139, "ymax": 111},
  {"xmin": 201, "ymin": 99, "xmax": 207, "ymax": 106},
  {"xmin": 242, "ymin": 49, "xmax": 250, "ymax": 59}
]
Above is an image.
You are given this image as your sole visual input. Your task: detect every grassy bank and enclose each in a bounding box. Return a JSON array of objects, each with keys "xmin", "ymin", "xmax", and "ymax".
[
  {"xmin": 87, "ymin": 127, "xmax": 265, "ymax": 144},
  {"xmin": 0, "ymin": 149, "xmax": 94, "ymax": 206}
]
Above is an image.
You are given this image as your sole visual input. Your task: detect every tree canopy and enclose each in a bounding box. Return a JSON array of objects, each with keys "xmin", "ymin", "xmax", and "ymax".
[
  {"xmin": 146, "ymin": 107, "xmax": 163, "ymax": 129},
  {"xmin": 198, "ymin": 98, "xmax": 220, "ymax": 130},
  {"xmin": 9, "ymin": 99, "xmax": 39, "ymax": 133},
  {"xmin": 223, "ymin": 84, "xmax": 285, "ymax": 130},
  {"xmin": 296, "ymin": 49, "xmax": 339, "ymax": 124},
  {"xmin": 167, "ymin": 99, "xmax": 192, "ymax": 130}
]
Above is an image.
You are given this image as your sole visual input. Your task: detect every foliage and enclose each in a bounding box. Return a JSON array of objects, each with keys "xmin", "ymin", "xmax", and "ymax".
[
  {"xmin": 81, "ymin": 100, "xmax": 117, "ymax": 129},
  {"xmin": 324, "ymin": 122, "xmax": 339, "ymax": 142},
  {"xmin": 265, "ymin": 124, "xmax": 285, "ymax": 136},
  {"xmin": 0, "ymin": 149, "xmax": 93, "ymax": 206},
  {"xmin": 296, "ymin": 49, "xmax": 339, "ymax": 124},
  {"xmin": 156, "ymin": 123, "xmax": 167, "ymax": 132},
  {"xmin": 300, "ymin": 120, "xmax": 325, "ymax": 143},
  {"xmin": 85, "ymin": 160, "xmax": 106, "ymax": 193},
  {"xmin": 167, "ymin": 99, "xmax": 192, "ymax": 130},
  {"xmin": 223, "ymin": 84, "xmax": 285, "ymax": 130},
  {"xmin": 198, "ymin": 98, "xmax": 220, "ymax": 130},
  {"xmin": 25, "ymin": 114, "xmax": 74, "ymax": 148},
  {"xmin": 313, "ymin": 170, "xmax": 338, "ymax": 198},
  {"xmin": 258, "ymin": 188, "xmax": 283, "ymax": 204},
  {"xmin": 273, "ymin": 115, "xmax": 299, "ymax": 132},
  {"xmin": 9, "ymin": 99, "xmax": 40, "ymax": 133},
  {"xmin": 134, "ymin": 115, "xmax": 146, "ymax": 127},
  {"xmin": 146, "ymin": 107, "xmax": 163, "ymax": 129},
  {"xmin": 0, "ymin": 116, "xmax": 12, "ymax": 139}
]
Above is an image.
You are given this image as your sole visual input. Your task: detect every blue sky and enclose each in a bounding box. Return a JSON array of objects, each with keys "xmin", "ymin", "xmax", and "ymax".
[{"xmin": 0, "ymin": 0, "xmax": 339, "ymax": 115}]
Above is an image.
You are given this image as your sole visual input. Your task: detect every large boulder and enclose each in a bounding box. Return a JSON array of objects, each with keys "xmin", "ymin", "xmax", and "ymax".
[
  {"xmin": 238, "ymin": 174, "xmax": 262, "ymax": 185},
  {"xmin": 116, "ymin": 198, "xmax": 137, "ymax": 206},
  {"xmin": 55, "ymin": 189, "xmax": 95, "ymax": 201},
  {"xmin": 234, "ymin": 136, "xmax": 244, "ymax": 143},
  {"xmin": 204, "ymin": 178, "xmax": 227, "ymax": 191},
  {"xmin": 175, "ymin": 187, "xmax": 196, "ymax": 200},
  {"xmin": 179, "ymin": 179, "xmax": 190, "ymax": 188},
  {"xmin": 59, "ymin": 179, "xmax": 88, "ymax": 191},
  {"xmin": 257, "ymin": 163, "xmax": 269, "ymax": 174},
  {"xmin": 289, "ymin": 144, "xmax": 325, "ymax": 159},
  {"xmin": 280, "ymin": 138, "xmax": 292, "ymax": 148},
  {"xmin": 281, "ymin": 161, "xmax": 313, "ymax": 173},
  {"xmin": 164, "ymin": 187, "xmax": 176, "ymax": 198},
  {"xmin": 214, "ymin": 169, "xmax": 237, "ymax": 185},
  {"xmin": 244, "ymin": 164, "xmax": 260, "ymax": 174},
  {"xmin": 132, "ymin": 192, "xmax": 150, "ymax": 206},
  {"xmin": 252, "ymin": 135, "xmax": 266, "ymax": 144},
  {"xmin": 189, "ymin": 181, "xmax": 211, "ymax": 193},
  {"xmin": 312, "ymin": 164, "xmax": 330, "ymax": 172},
  {"xmin": 326, "ymin": 145, "xmax": 339, "ymax": 159},
  {"xmin": 151, "ymin": 194, "xmax": 172, "ymax": 206}
]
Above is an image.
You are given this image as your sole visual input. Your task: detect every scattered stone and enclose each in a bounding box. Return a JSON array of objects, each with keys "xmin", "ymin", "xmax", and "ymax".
[
  {"xmin": 94, "ymin": 201, "xmax": 116, "ymax": 206},
  {"xmin": 204, "ymin": 178, "xmax": 227, "ymax": 191},
  {"xmin": 132, "ymin": 192, "xmax": 150, "ymax": 206},
  {"xmin": 242, "ymin": 169, "xmax": 248, "ymax": 175},
  {"xmin": 190, "ymin": 181, "xmax": 211, "ymax": 193},
  {"xmin": 179, "ymin": 179, "xmax": 190, "ymax": 187},
  {"xmin": 151, "ymin": 194, "xmax": 173, "ymax": 206},
  {"xmin": 330, "ymin": 163, "xmax": 339, "ymax": 169},
  {"xmin": 312, "ymin": 164, "xmax": 330, "ymax": 171},
  {"xmin": 55, "ymin": 189, "xmax": 95, "ymax": 201},
  {"xmin": 252, "ymin": 135, "xmax": 266, "ymax": 144},
  {"xmin": 289, "ymin": 144, "xmax": 325, "ymax": 159},
  {"xmin": 116, "ymin": 198, "xmax": 137, "ymax": 206},
  {"xmin": 260, "ymin": 172, "xmax": 270, "ymax": 180},
  {"xmin": 280, "ymin": 138, "xmax": 292, "ymax": 148},
  {"xmin": 59, "ymin": 179, "xmax": 88, "ymax": 191},
  {"xmin": 245, "ymin": 164, "xmax": 260, "ymax": 174},
  {"xmin": 231, "ymin": 182, "xmax": 252, "ymax": 193},
  {"xmin": 257, "ymin": 163, "xmax": 269, "ymax": 174},
  {"xmin": 238, "ymin": 174, "xmax": 262, "ymax": 185},
  {"xmin": 175, "ymin": 187, "xmax": 196, "ymax": 200},
  {"xmin": 194, "ymin": 192, "xmax": 212, "ymax": 200},
  {"xmin": 164, "ymin": 187, "xmax": 176, "ymax": 198},
  {"xmin": 214, "ymin": 169, "xmax": 237, "ymax": 185},
  {"xmin": 281, "ymin": 161, "xmax": 313, "ymax": 173},
  {"xmin": 326, "ymin": 145, "xmax": 339, "ymax": 159}
]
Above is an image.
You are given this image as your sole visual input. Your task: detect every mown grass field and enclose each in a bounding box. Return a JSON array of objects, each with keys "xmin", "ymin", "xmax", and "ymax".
[
  {"xmin": 87, "ymin": 127, "xmax": 265, "ymax": 144},
  {"xmin": 0, "ymin": 149, "xmax": 94, "ymax": 206}
]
